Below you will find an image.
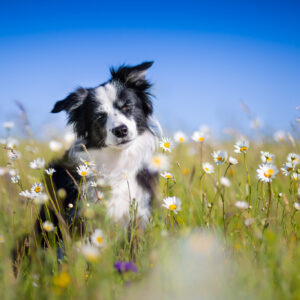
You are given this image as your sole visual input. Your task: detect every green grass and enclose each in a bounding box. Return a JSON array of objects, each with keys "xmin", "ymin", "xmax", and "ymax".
[{"xmin": 0, "ymin": 138, "xmax": 299, "ymax": 300}]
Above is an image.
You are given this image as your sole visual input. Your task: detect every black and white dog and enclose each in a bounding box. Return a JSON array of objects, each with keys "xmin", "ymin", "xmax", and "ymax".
[{"xmin": 47, "ymin": 61, "xmax": 161, "ymax": 229}]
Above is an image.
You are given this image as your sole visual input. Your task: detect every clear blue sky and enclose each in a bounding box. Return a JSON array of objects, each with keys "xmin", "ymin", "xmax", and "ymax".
[{"xmin": 0, "ymin": 0, "xmax": 299, "ymax": 138}]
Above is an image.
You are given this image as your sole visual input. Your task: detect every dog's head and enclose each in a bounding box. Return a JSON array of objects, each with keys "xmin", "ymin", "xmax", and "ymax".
[{"xmin": 51, "ymin": 62, "xmax": 154, "ymax": 148}]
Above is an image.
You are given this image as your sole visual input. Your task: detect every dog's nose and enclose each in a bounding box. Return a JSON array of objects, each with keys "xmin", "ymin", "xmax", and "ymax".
[{"xmin": 112, "ymin": 125, "xmax": 128, "ymax": 138}]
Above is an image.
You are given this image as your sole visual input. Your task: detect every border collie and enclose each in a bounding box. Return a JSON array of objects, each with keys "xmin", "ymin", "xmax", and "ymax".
[{"xmin": 44, "ymin": 61, "xmax": 161, "ymax": 232}]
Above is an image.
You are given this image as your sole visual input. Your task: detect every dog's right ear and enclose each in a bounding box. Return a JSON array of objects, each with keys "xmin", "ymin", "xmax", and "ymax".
[{"xmin": 51, "ymin": 88, "xmax": 88, "ymax": 113}]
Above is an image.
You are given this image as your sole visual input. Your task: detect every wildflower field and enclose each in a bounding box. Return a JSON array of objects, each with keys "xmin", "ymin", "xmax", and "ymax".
[{"xmin": 0, "ymin": 123, "xmax": 300, "ymax": 300}]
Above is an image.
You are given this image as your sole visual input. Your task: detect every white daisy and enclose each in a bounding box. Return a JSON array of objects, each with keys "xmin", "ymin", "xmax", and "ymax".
[
  {"xmin": 160, "ymin": 171, "xmax": 174, "ymax": 179},
  {"xmin": 11, "ymin": 175, "xmax": 20, "ymax": 184},
  {"xmin": 19, "ymin": 190, "xmax": 34, "ymax": 199},
  {"xmin": 49, "ymin": 140, "xmax": 63, "ymax": 152},
  {"xmin": 212, "ymin": 150, "xmax": 228, "ymax": 165},
  {"xmin": 234, "ymin": 201, "xmax": 249, "ymax": 210},
  {"xmin": 257, "ymin": 164, "xmax": 278, "ymax": 182},
  {"xmin": 3, "ymin": 121, "xmax": 14, "ymax": 130},
  {"xmin": 45, "ymin": 168, "xmax": 56, "ymax": 175},
  {"xmin": 173, "ymin": 131, "xmax": 187, "ymax": 143},
  {"xmin": 220, "ymin": 177, "xmax": 231, "ymax": 187},
  {"xmin": 76, "ymin": 165, "xmax": 90, "ymax": 177},
  {"xmin": 43, "ymin": 221, "xmax": 54, "ymax": 232},
  {"xmin": 8, "ymin": 150, "xmax": 21, "ymax": 161},
  {"xmin": 281, "ymin": 162, "xmax": 294, "ymax": 176},
  {"xmin": 91, "ymin": 229, "xmax": 105, "ymax": 248},
  {"xmin": 291, "ymin": 172, "xmax": 300, "ymax": 181},
  {"xmin": 294, "ymin": 202, "xmax": 300, "ymax": 210},
  {"xmin": 229, "ymin": 156, "xmax": 238, "ymax": 165},
  {"xmin": 97, "ymin": 191, "xmax": 104, "ymax": 201},
  {"xmin": 191, "ymin": 131, "xmax": 206, "ymax": 143},
  {"xmin": 81, "ymin": 244, "xmax": 100, "ymax": 262},
  {"xmin": 6, "ymin": 137, "xmax": 19, "ymax": 148},
  {"xmin": 149, "ymin": 154, "xmax": 170, "ymax": 172},
  {"xmin": 202, "ymin": 162, "xmax": 214, "ymax": 174},
  {"xmin": 273, "ymin": 130, "xmax": 286, "ymax": 143},
  {"xmin": 31, "ymin": 183, "xmax": 43, "ymax": 194},
  {"xmin": 64, "ymin": 131, "xmax": 76, "ymax": 145},
  {"xmin": 33, "ymin": 193, "xmax": 49, "ymax": 205},
  {"xmin": 30, "ymin": 158, "xmax": 45, "ymax": 170},
  {"xmin": 159, "ymin": 137, "xmax": 173, "ymax": 152},
  {"xmin": 80, "ymin": 158, "xmax": 96, "ymax": 167},
  {"xmin": 234, "ymin": 140, "xmax": 249, "ymax": 153},
  {"xmin": 260, "ymin": 151, "xmax": 275, "ymax": 164},
  {"xmin": 162, "ymin": 196, "xmax": 181, "ymax": 214},
  {"xmin": 287, "ymin": 153, "xmax": 300, "ymax": 166}
]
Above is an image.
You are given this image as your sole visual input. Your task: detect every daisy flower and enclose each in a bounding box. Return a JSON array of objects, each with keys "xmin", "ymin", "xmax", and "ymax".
[
  {"xmin": 19, "ymin": 190, "xmax": 34, "ymax": 199},
  {"xmin": 173, "ymin": 131, "xmax": 187, "ymax": 143},
  {"xmin": 229, "ymin": 156, "xmax": 238, "ymax": 165},
  {"xmin": 8, "ymin": 150, "xmax": 21, "ymax": 161},
  {"xmin": 212, "ymin": 150, "xmax": 228, "ymax": 165},
  {"xmin": 76, "ymin": 165, "xmax": 90, "ymax": 177},
  {"xmin": 294, "ymin": 202, "xmax": 300, "ymax": 210},
  {"xmin": 64, "ymin": 132, "xmax": 76, "ymax": 145},
  {"xmin": 160, "ymin": 171, "xmax": 174, "ymax": 179},
  {"xmin": 291, "ymin": 172, "xmax": 300, "ymax": 181},
  {"xmin": 202, "ymin": 162, "xmax": 214, "ymax": 174},
  {"xmin": 235, "ymin": 201, "xmax": 249, "ymax": 210},
  {"xmin": 287, "ymin": 153, "xmax": 300, "ymax": 166},
  {"xmin": 43, "ymin": 221, "xmax": 54, "ymax": 232},
  {"xmin": 49, "ymin": 140, "xmax": 63, "ymax": 152},
  {"xmin": 220, "ymin": 177, "xmax": 231, "ymax": 187},
  {"xmin": 11, "ymin": 175, "xmax": 20, "ymax": 184},
  {"xmin": 162, "ymin": 196, "xmax": 181, "ymax": 214},
  {"xmin": 91, "ymin": 229, "xmax": 105, "ymax": 248},
  {"xmin": 33, "ymin": 193, "xmax": 49, "ymax": 205},
  {"xmin": 80, "ymin": 158, "xmax": 96, "ymax": 167},
  {"xmin": 260, "ymin": 151, "xmax": 275, "ymax": 164},
  {"xmin": 81, "ymin": 244, "xmax": 100, "ymax": 262},
  {"xmin": 45, "ymin": 168, "xmax": 56, "ymax": 175},
  {"xmin": 191, "ymin": 131, "xmax": 206, "ymax": 143},
  {"xmin": 281, "ymin": 162, "xmax": 294, "ymax": 176},
  {"xmin": 257, "ymin": 164, "xmax": 278, "ymax": 182},
  {"xmin": 30, "ymin": 158, "xmax": 45, "ymax": 170},
  {"xmin": 3, "ymin": 121, "xmax": 14, "ymax": 130},
  {"xmin": 273, "ymin": 130, "xmax": 286, "ymax": 143},
  {"xmin": 31, "ymin": 183, "xmax": 43, "ymax": 194},
  {"xmin": 149, "ymin": 153, "xmax": 169, "ymax": 172},
  {"xmin": 234, "ymin": 140, "xmax": 249, "ymax": 153},
  {"xmin": 159, "ymin": 137, "xmax": 173, "ymax": 152},
  {"xmin": 0, "ymin": 234, "xmax": 4, "ymax": 243}
]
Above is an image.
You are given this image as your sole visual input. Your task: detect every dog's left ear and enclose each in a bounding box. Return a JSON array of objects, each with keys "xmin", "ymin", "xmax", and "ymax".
[{"xmin": 110, "ymin": 61, "xmax": 153, "ymax": 85}]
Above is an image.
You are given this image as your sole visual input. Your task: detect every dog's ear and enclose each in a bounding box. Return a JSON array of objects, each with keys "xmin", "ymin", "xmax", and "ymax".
[
  {"xmin": 110, "ymin": 61, "xmax": 153, "ymax": 85},
  {"xmin": 51, "ymin": 88, "xmax": 88, "ymax": 113}
]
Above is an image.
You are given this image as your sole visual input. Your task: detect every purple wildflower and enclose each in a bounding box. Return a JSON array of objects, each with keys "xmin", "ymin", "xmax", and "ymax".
[{"xmin": 114, "ymin": 261, "xmax": 138, "ymax": 273}]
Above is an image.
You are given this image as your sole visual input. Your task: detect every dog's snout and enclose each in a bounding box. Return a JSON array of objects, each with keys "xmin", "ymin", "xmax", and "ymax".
[{"xmin": 112, "ymin": 125, "xmax": 128, "ymax": 138}]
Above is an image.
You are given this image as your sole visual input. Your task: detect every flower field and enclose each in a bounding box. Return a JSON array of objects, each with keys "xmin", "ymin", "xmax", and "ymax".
[{"xmin": 0, "ymin": 123, "xmax": 299, "ymax": 300}]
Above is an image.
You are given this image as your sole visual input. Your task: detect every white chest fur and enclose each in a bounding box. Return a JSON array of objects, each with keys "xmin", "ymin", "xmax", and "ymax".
[{"xmin": 69, "ymin": 130, "xmax": 157, "ymax": 224}]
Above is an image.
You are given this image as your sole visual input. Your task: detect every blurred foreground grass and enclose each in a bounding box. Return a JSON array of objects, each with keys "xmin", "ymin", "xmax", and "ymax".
[{"xmin": 0, "ymin": 135, "xmax": 299, "ymax": 300}]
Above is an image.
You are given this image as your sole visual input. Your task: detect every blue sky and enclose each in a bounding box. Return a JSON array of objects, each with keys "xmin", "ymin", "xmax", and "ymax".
[{"xmin": 0, "ymin": 0, "xmax": 299, "ymax": 138}]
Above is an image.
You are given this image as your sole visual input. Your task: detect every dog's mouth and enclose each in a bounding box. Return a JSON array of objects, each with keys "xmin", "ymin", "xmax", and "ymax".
[{"xmin": 116, "ymin": 139, "xmax": 133, "ymax": 146}]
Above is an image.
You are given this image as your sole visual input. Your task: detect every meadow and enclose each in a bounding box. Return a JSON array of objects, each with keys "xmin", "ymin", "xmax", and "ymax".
[{"xmin": 0, "ymin": 123, "xmax": 299, "ymax": 300}]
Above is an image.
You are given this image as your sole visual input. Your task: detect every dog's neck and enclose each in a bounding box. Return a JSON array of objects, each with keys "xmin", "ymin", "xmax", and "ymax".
[{"xmin": 68, "ymin": 129, "xmax": 157, "ymax": 182}]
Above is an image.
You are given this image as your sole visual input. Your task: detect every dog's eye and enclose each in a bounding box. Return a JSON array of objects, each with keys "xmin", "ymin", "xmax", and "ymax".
[{"xmin": 97, "ymin": 112, "xmax": 107, "ymax": 121}]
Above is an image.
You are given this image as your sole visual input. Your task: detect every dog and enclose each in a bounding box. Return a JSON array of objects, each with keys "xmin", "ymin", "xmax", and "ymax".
[{"xmin": 12, "ymin": 62, "xmax": 161, "ymax": 273}]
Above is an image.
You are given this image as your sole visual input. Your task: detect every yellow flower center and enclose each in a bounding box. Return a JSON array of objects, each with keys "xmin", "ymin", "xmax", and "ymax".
[
  {"xmin": 264, "ymin": 169, "xmax": 274, "ymax": 178},
  {"xmin": 34, "ymin": 187, "xmax": 41, "ymax": 193},
  {"xmin": 96, "ymin": 236, "xmax": 102, "ymax": 244},
  {"xmin": 45, "ymin": 225, "xmax": 51, "ymax": 231},
  {"xmin": 163, "ymin": 142, "xmax": 170, "ymax": 149},
  {"xmin": 266, "ymin": 157, "xmax": 272, "ymax": 162},
  {"xmin": 198, "ymin": 137, "xmax": 205, "ymax": 142},
  {"xmin": 183, "ymin": 168, "xmax": 189, "ymax": 175},
  {"xmin": 240, "ymin": 146, "xmax": 247, "ymax": 151},
  {"xmin": 53, "ymin": 271, "xmax": 71, "ymax": 288},
  {"xmin": 169, "ymin": 204, "xmax": 177, "ymax": 210},
  {"xmin": 153, "ymin": 157, "xmax": 161, "ymax": 166},
  {"xmin": 81, "ymin": 171, "xmax": 87, "ymax": 176},
  {"xmin": 217, "ymin": 156, "xmax": 223, "ymax": 161},
  {"xmin": 165, "ymin": 174, "xmax": 172, "ymax": 178},
  {"xmin": 179, "ymin": 137, "xmax": 184, "ymax": 142},
  {"xmin": 205, "ymin": 167, "xmax": 209, "ymax": 172}
]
